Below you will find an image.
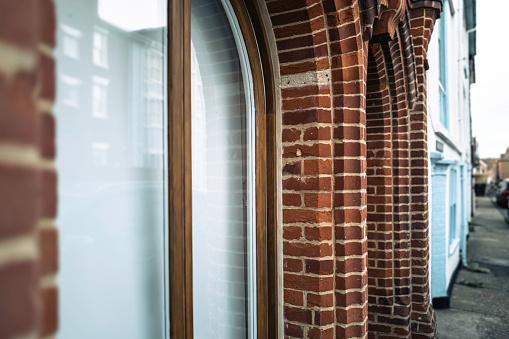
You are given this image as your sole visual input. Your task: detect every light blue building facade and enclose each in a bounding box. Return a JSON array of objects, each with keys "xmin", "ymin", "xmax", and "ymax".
[
  {"xmin": 426, "ymin": 0, "xmax": 476, "ymax": 307},
  {"xmin": 430, "ymin": 153, "xmax": 471, "ymax": 306}
]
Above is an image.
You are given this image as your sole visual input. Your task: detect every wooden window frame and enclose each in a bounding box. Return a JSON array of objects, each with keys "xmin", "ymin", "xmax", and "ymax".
[{"xmin": 168, "ymin": 0, "xmax": 277, "ymax": 338}]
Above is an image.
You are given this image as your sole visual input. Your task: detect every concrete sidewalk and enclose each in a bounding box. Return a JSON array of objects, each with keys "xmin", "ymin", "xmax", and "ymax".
[{"xmin": 436, "ymin": 196, "xmax": 509, "ymax": 338}]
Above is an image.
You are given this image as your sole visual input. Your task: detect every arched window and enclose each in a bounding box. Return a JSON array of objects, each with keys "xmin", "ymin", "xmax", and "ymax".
[
  {"xmin": 169, "ymin": 0, "xmax": 275, "ymax": 337},
  {"xmin": 55, "ymin": 0, "xmax": 274, "ymax": 337}
]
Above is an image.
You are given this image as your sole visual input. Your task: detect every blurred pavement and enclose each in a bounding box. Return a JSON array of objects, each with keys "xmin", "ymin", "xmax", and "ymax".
[{"xmin": 436, "ymin": 196, "xmax": 509, "ymax": 338}]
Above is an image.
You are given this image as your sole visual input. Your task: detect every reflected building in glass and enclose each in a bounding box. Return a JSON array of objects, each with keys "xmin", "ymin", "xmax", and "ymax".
[
  {"xmin": 54, "ymin": 0, "xmax": 168, "ymax": 338},
  {"xmin": 55, "ymin": 0, "xmax": 165, "ymax": 173}
]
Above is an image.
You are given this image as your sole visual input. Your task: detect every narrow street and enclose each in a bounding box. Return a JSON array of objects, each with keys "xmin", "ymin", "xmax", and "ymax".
[{"xmin": 436, "ymin": 196, "xmax": 509, "ymax": 338}]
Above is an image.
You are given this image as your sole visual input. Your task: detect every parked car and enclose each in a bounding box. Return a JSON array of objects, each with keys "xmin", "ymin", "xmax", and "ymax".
[{"xmin": 496, "ymin": 179, "xmax": 509, "ymax": 208}]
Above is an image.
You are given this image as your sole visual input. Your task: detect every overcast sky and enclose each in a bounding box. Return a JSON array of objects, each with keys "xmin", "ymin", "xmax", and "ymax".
[{"xmin": 470, "ymin": 0, "xmax": 509, "ymax": 158}]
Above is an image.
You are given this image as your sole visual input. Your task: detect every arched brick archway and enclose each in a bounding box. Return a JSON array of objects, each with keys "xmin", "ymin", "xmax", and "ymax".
[{"xmin": 259, "ymin": 0, "xmax": 442, "ymax": 337}]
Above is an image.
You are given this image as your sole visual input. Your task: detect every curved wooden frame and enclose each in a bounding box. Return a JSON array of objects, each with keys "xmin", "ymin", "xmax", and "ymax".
[{"xmin": 168, "ymin": 0, "xmax": 277, "ymax": 337}]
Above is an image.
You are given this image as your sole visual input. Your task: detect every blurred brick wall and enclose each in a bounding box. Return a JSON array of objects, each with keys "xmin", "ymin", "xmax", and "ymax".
[{"xmin": 0, "ymin": 0, "xmax": 58, "ymax": 338}]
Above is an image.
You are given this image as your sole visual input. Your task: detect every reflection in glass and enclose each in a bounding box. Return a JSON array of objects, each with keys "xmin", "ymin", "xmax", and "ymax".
[
  {"xmin": 60, "ymin": 74, "xmax": 80, "ymax": 107},
  {"xmin": 55, "ymin": 0, "xmax": 167, "ymax": 337},
  {"xmin": 191, "ymin": 0, "xmax": 256, "ymax": 338},
  {"xmin": 93, "ymin": 28, "xmax": 108, "ymax": 67},
  {"xmin": 61, "ymin": 24, "xmax": 81, "ymax": 59},
  {"xmin": 92, "ymin": 76, "xmax": 108, "ymax": 119}
]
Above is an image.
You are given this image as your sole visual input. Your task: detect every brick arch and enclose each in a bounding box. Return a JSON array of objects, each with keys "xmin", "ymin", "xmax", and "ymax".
[
  {"xmin": 364, "ymin": 18, "xmax": 424, "ymax": 337},
  {"xmin": 267, "ymin": 0, "xmax": 331, "ymax": 76},
  {"xmin": 365, "ymin": 43, "xmax": 396, "ymax": 336},
  {"xmin": 260, "ymin": 0, "xmax": 441, "ymax": 338}
]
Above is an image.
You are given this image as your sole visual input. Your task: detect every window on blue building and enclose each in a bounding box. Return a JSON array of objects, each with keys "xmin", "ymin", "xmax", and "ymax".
[{"xmin": 449, "ymin": 167, "xmax": 458, "ymax": 249}]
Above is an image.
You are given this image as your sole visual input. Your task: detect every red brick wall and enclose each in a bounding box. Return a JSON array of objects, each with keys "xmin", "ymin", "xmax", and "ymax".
[
  {"xmin": 0, "ymin": 0, "xmax": 58, "ymax": 338},
  {"xmin": 262, "ymin": 0, "xmax": 440, "ymax": 337}
]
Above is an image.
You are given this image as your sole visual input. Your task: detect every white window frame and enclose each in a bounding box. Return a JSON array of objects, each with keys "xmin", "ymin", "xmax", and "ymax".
[
  {"xmin": 61, "ymin": 24, "xmax": 82, "ymax": 59},
  {"xmin": 92, "ymin": 76, "xmax": 109, "ymax": 119},
  {"xmin": 93, "ymin": 27, "xmax": 109, "ymax": 68},
  {"xmin": 60, "ymin": 74, "xmax": 81, "ymax": 107}
]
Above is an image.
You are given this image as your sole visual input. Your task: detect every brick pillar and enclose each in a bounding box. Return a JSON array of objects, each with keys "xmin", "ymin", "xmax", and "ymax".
[
  {"xmin": 0, "ymin": 0, "xmax": 58, "ymax": 338},
  {"xmin": 325, "ymin": 1, "xmax": 369, "ymax": 337},
  {"xmin": 408, "ymin": 5, "xmax": 441, "ymax": 338},
  {"xmin": 264, "ymin": 1, "xmax": 335, "ymax": 337}
]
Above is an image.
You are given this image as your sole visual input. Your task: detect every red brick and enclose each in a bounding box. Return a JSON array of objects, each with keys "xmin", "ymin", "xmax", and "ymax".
[
  {"xmin": 273, "ymin": 17, "xmax": 325, "ymax": 40},
  {"xmin": 284, "ymin": 306, "xmax": 313, "ymax": 325},
  {"xmin": 0, "ymin": 0, "xmax": 38, "ymax": 49},
  {"xmin": 283, "ymin": 128, "xmax": 302, "ymax": 142},
  {"xmin": 40, "ymin": 113, "xmax": 55, "ymax": 159},
  {"xmin": 307, "ymin": 293, "xmax": 334, "ymax": 308},
  {"xmin": 270, "ymin": 4, "xmax": 322, "ymax": 27},
  {"xmin": 0, "ymin": 262, "xmax": 37, "ymax": 338},
  {"xmin": 284, "ymin": 273, "xmax": 334, "ymax": 292},
  {"xmin": 279, "ymin": 44, "xmax": 328, "ymax": 64},
  {"xmin": 0, "ymin": 72, "xmax": 38, "ymax": 145},
  {"xmin": 285, "ymin": 289, "xmax": 304, "ymax": 307},
  {"xmin": 284, "ymin": 241, "xmax": 332, "ymax": 257},
  {"xmin": 307, "ymin": 326, "xmax": 334, "ymax": 338},
  {"xmin": 283, "ymin": 177, "xmax": 331, "ymax": 191},
  {"xmin": 314, "ymin": 309, "xmax": 335, "ymax": 325},
  {"xmin": 39, "ymin": 227, "xmax": 58, "ymax": 275},
  {"xmin": 284, "ymin": 226, "xmax": 303, "ymax": 240},
  {"xmin": 303, "ymin": 126, "xmax": 332, "ymax": 141},
  {"xmin": 282, "ymin": 84, "xmax": 330, "ymax": 99},
  {"xmin": 39, "ymin": 52, "xmax": 55, "ymax": 101},
  {"xmin": 39, "ymin": 0, "xmax": 56, "ymax": 47},
  {"xmin": 284, "ymin": 322, "xmax": 304, "ymax": 338},
  {"xmin": 283, "ymin": 108, "xmax": 332, "ymax": 125},
  {"xmin": 334, "ymin": 208, "xmax": 367, "ymax": 224},
  {"xmin": 283, "ymin": 161, "xmax": 302, "ymax": 175},
  {"xmin": 283, "ymin": 209, "xmax": 332, "ymax": 224},
  {"xmin": 40, "ymin": 286, "xmax": 58, "ymax": 336},
  {"xmin": 266, "ymin": 0, "xmax": 320, "ymax": 15},
  {"xmin": 336, "ymin": 306, "xmax": 366, "ymax": 325},
  {"xmin": 336, "ymin": 290, "xmax": 366, "ymax": 307},
  {"xmin": 305, "ymin": 259, "xmax": 334, "ymax": 275},
  {"xmin": 283, "ymin": 143, "xmax": 331, "ymax": 158},
  {"xmin": 284, "ymin": 258, "xmax": 303, "ymax": 273},
  {"xmin": 304, "ymin": 226, "xmax": 332, "ymax": 241},
  {"xmin": 335, "ymin": 273, "xmax": 367, "ymax": 290},
  {"xmin": 284, "ymin": 193, "xmax": 302, "ymax": 207},
  {"xmin": 303, "ymin": 159, "xmax": 332, "ymax": 175},
  {"xmin": 336, "ymin": 257, "xmax": 365, "ymax": 274},
  {"xmin": 41, "ymin": 170, "xmax": 57, "ymax": 219},
  {"xmin": 280, "ymin": 57, "xmax": 330, "ymax": 76},
  {"xmin": 0, "ymin": 165, "xmax": 38, "ymax": 238},
  {"xmin": 304, "ymin": 193, "xmax": 331, "ymax": 208},
  {"xmin": 335, "ymin": 226, "xmax": 364, "ymax": 241}
]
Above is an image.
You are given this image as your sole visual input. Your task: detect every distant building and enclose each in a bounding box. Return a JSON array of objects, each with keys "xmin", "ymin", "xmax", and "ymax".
[
  {"xmin": 480, "ymin": 158, "xmax": 497, "ymax": 183},
  {"xmin": 427, "ymin": 0, "xmax": 477, "ymax": 308},
  {"xmin": 496, "ymin": 148, "xmax": 509, "ymax": 180}
]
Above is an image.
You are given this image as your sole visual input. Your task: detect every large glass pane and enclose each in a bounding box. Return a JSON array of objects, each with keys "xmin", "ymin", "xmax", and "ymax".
[
  {"xmin": 191, "ymin": 0, "xmax": 256, "ymax": 338},
  {"xmin": 55, "ymin": 0, "xmax": 168, "ymax": 337}
]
